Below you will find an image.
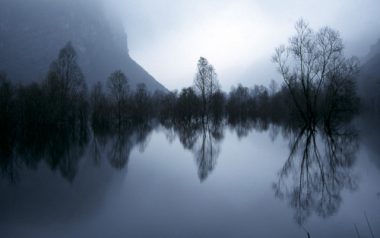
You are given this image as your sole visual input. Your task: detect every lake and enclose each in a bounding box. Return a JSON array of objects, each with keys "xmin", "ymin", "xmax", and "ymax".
[{"xmin": 0, "ymin": 116, "xmax": 379, "ymax": 238}]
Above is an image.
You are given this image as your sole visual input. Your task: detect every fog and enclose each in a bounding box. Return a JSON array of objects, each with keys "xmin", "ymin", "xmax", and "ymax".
[
  {"xmin": 2, "ymin": 0, "xmax": 379, "ymax": 90},
  {"xmin": 99, "ymin": 0, "xmax": 380, "ymax": 90},
  {"xmin": 1, "ymin": 1, "xmax": 380, "ymax": 237}
]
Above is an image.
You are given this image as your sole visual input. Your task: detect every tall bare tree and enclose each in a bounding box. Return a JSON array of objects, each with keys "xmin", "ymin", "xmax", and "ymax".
[
  {"xmin": 272, "ymin": 19, "xmax": 359, "ymax": 125},
  {"xmin": 45, "ymin": 42, "xmax": 88, "ymax": 127},
  {"xmin": 194, "ymin": 57, "xmax": 220, "ymax": 119},
  {"xmin": 47, "ymin": 42, "xmax": 86, "ymax": 98},
  {"xmin": 107, "ymin": 70, "xmax": 129, "ymax": 129}
]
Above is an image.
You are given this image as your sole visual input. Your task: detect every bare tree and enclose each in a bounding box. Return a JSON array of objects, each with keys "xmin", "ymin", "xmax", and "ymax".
[
  {"xmin": 194, "ymin": 57, "xmax": 220, "ymax": 119},
  {"xmin": 45, "ymin": 42, "xmax": 88, "ymax": 127},
  {"xmin": 90, "ymin": 82, "xmax": 111, "ymax": 131},
  {"xmin": 107, "ymin": 70, "xmax": 129, "ymax": 129},
  {"xmin": 272, "ymin": 19, "xmax": 359, "ymax": 125},
  {"xmin": 47, "ymin": 42, "xmax": 86, "ymax": 98}
]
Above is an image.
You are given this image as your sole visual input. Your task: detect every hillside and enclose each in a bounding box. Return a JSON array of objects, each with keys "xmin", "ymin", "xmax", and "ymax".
[
  {"xmin": 0, "ymin": 0, "xmax": 167, "ymax": 92},
  {"xmin": 359, "ymin": 39, "xmax": 380, "ymax": 111}
]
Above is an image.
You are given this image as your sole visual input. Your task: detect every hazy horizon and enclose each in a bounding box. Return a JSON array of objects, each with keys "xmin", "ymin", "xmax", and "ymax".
[{"xmin": 101, "ymin": 0, "xmax": 380, "ymax": 90}]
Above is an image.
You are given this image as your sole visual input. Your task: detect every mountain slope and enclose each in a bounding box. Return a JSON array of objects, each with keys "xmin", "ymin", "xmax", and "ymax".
[
  {"xmin": 359, "ymin": 39, "xmax": 380, "ymax": 111},
  {"xmin": 0, "ymin": 0, "xmax": 167, "ymax": 92}
]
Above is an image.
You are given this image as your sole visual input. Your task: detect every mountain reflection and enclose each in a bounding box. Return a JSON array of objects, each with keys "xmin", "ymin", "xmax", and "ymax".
[{"xmin": 273, "ymin": 121, "xmax": 359, "ymax": 224}]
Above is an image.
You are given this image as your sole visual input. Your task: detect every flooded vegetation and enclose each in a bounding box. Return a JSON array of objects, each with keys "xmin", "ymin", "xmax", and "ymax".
[
  {"xmin": 1, "ymin": 113, "xmax": 379, "ymax": 237},
  {"xmin": 1, "ymin": 1, "xmax": 380, "ymax": 237}
]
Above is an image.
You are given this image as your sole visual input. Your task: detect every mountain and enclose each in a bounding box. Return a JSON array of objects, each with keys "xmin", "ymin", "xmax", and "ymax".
[
  {"xmin": 359, "ymin": 39, "xmax": 380, "ymax": 111},
  {"xmin": 0, "ymin": 0, "xmax": 167, "ymax": 92},
  {"xmin": 363, "ymin": 39, "xmax": 380, "ymax": 63}
]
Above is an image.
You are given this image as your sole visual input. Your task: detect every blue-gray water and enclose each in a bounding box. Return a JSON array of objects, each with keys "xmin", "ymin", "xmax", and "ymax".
[{"xmin": 0, "ymin": 117, "xmax": 379, "ymax": 238}]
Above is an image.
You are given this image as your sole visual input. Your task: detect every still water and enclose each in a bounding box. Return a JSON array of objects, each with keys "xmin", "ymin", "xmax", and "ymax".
[{"xmin": 0, "ymin": 117, "xmax": 379, "ymax": 238}]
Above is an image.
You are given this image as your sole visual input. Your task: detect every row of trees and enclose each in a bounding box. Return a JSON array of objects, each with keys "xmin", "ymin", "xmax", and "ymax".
[
  {"xmin": 1, "ymin": 20, "xmax": 361, "ymax": 143},
  {"xmin": 0, "ymin": 42, "xmax": 155, "ymax": 133},
  {"xmin": 0, "ymin": 42, "xmax": 155, "ymax": 178},
  {"xmin": 0, "ymin": 20, "xmax": 362, "ymax": 187},
  {"xmin": 90, "ymin": 71, "xmax": 153, "ymax": 133},
  {"xmin": 159, "ymin": 19, "xmax": 360, "ymax": 127},
  {"xmin": 0, "ymin": 50, "xmax": 359, "ymax": 141},
  {"xmin": 0, "ymin": 42, "xmax": 155, "ymax": 181}
]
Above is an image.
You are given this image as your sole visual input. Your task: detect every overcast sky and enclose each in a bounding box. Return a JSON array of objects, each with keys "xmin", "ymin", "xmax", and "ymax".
[{"xmin": 104, "ymin": 0, "xmax": 380, "ymax": 91}]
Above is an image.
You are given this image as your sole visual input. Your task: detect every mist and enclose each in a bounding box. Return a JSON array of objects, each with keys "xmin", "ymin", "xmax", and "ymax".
[
  {"xmin": 101, "ymin": 0, "xmax": 380, "ymax": 90},
  {"xmin": 1, "ymin": 1, "xmax": 380, "ymax": 238}
]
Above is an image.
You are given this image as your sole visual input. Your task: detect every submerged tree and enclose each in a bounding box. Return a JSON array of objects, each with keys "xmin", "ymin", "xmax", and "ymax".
[
  {"xmin": 0, "ymin": 73, "xmax": 14, "ymax": 131},
  {"xmin": 46, "ymin": 42, "xmax": 87, "ymax": 101},
  {"xmin": 194, "ymin": 57, "xmax": 220, "ymax": 120},
  {"xmin": 107, "ymin": 70, "xmax": 129, "ymax": 129},
  {"xmin": 0, "ymin": 73, "xmax": 16, "ymax": 165},
  {"xmin": 131, "ymin": 83, "xmax": 152, "ymax": 123},
  {"xmin": 90, "ymin": 82, "xmax": 111, "ymax": 133},
  {"xmin": 44, "ymin": 41, "xmax": 88, "ymax": 128},
  {"xmin": 273, "ymin": 19, "xmax": 359, "ymax": 126},
  {"xmin": 176, "ymin": 87, "xmax": 201, "ymax": 122}
]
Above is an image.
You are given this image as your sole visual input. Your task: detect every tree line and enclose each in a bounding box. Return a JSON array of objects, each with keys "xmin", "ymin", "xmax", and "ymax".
[
  {"xmin": 0, "ymin": 20, "xmax": 361, "ymax": 145},
  {"xmin": 0, "ymin": 19, "xmax": 363, "ymax": 185}
]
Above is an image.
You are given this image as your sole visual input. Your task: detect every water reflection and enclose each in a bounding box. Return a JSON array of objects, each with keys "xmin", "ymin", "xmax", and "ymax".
[
  {"xmin": 0, "ymin": 115, "xmax": 363, "ymax": 227},
  {"xmin": 273, "ymin": 122, "xmax": 359, "ymax": 224},
  {"xmin": 0, "ymin": 121, "xmax": 154, "ymax": 183},
  {"xmin": 162, "ymin": 119, "xmax": 224, "ymax": 181},
  {"xmin": 228, "ymin": 118, "xmax": 269, "ymax": 139},
  {"xmin": 0, "ymin": 123, "xmax": 89, "ymax": 183},
  {"xmin": 358, "ymin": 114, "xmax": 380, "ymax": 169},
  {"xmin": 87, "ymin": 122, "xmax": 154, "ymax": 172}
]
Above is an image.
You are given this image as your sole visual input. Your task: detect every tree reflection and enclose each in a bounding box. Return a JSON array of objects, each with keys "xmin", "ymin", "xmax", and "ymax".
[
  {"xmin": 92, "ymin": 122, "xmax": 154, "ymax": 170},
  {"xmin": 163, "ymin": 119, "xmax": 224, "ymax": 182},
  {"xmin": 0, "ymin": 144, "xmax": 18, "ymax": 183},
  {"xmin": 0, "ymin": 122, "xmax": 89, "ymax": 183},
  {"xmin": 0, "ymin": 119, "xmax": 155, "ymax": 183},
  {"xmin": 194, "ymin": 121, "xmax": 223, "ymax": 181},
  {"xmin": 273, "ymin": 121, "xmax": 359, "ymax": 224},
  {"xmin": 228, "ymin": 118, "xmax": 270, "ymax": 140},
  {"xmin": 108, "ymin": 130, "xmax": 134, "ymax": 169},
  {"xmin": 228, "ymin": 119, "xmax": 253, "ymax": 139}
]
